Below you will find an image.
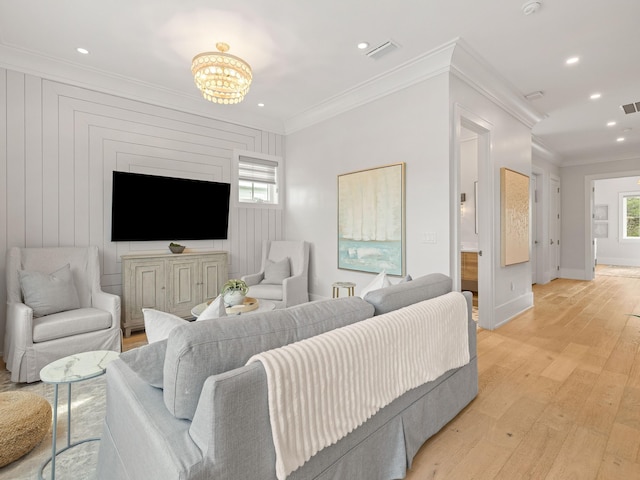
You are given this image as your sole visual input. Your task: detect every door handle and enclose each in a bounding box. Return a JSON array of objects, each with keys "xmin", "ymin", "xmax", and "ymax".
[{"xmin": 478, "ymin": 250, "xmax": 482, "ymax": 256}]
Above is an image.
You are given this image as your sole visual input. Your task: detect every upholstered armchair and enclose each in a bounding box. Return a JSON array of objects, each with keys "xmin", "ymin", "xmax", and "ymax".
[
  {"xmin": 242, "ymin": 240, "xmax": 310, "ymax": 308},
  {"xmin": 4, "ymin": 246, "xmax": 121, "ymax": 383}
]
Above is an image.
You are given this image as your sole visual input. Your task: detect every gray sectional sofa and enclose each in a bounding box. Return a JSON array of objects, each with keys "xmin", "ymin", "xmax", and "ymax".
[{"xmin": 96, "ymin": 273, "xmax": 478, "ymax": 480}]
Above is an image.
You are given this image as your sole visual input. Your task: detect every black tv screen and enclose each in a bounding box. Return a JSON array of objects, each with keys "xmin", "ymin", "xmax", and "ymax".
[{"xmin": 111, "ymin": 171, "xmax": 230, "ymax": 241}]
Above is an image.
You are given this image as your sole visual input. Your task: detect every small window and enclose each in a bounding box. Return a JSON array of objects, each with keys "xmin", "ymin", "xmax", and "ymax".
[
  {"xmin": 622, "ymin": 194, "xmax": 640, "ymax": 239},
  {"xmin": 235, "ymin": 152, "xmax": 282, "ymax": 207}
]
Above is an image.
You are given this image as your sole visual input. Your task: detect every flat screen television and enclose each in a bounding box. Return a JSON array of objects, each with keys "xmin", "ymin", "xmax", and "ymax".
[{"xmin": 111, "ymin": 171, "xmax": 230, "ymax": 242}]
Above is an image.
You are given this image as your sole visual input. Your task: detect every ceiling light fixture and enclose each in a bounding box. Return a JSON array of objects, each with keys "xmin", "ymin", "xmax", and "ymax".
[
  {"xmin": 607, "ymin": 121, "xmax": 616, "ymax": 127},
  {"xmin": 191, "ymin": 43, "xmax": 252, "ymax": 105},
  {"xmin": 76, "ymin": 47, "xmax": 89, "ymax": 55},
  {"xmin": 565, "ymin": 56, "xmax": 579, "ymax": 65},
  {"xmin": 590, "ymin": 93, "xmax": 601, "ymax": 100},
  {"xmin": 616, "ymin": 137, "xmax": 625, "ymax": 142},
  {"xmin": 257, "ymin": 103, "xmax": 264, "ymax": 107},
  {"xmin": 357, "ymin": 42, "xmax": 369, "ymax": 50}
]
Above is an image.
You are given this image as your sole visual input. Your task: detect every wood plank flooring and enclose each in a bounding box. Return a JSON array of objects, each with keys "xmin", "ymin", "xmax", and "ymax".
[{"xmin": 406, "ymin": 275, "xmax": 640, "ymax": 480}]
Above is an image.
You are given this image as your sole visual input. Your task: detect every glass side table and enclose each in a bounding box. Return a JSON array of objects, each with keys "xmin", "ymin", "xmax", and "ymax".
[{"xmin": 39, "ymin": 350, "xmax": 119, "ymax": 480}]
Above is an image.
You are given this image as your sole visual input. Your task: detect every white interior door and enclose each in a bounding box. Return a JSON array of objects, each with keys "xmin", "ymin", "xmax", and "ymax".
[{"xmin": 549, "ymin": 177, "xmax": 560, "ymax": 280}]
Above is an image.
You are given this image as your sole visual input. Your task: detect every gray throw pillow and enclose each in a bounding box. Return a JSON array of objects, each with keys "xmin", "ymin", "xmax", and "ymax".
[
  {"xmin": 119, "ymin": 340, "xmax": 167, "ymax": 389},
  {"xmin": 19, "ymin": 264, "xmax": 80, "ymax": 317},
  {"xmin": 261, "ymin": 257, "xmax": 291, "ymax": 285}
]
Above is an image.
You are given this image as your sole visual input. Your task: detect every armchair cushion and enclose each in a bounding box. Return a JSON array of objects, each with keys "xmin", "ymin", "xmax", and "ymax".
[
  {"xmin": 19, "ymin": 264, "xmax": 80, "ymax": 317},
  {"xmin": 33, "ymin": 308, "xmax": 112, "ymax": 343},
  {"xmin": 246, "ymin": 284, "xmax": 283, "ymax": 301},
  {"xmin": 261, "ymin": 257, "xmax": 291, "ymax": 285}
]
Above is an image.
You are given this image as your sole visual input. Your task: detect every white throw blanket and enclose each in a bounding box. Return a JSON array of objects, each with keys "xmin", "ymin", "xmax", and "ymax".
[{"xmin": 247, "ymin": 291, "xmax": 470, "ymax": 480}]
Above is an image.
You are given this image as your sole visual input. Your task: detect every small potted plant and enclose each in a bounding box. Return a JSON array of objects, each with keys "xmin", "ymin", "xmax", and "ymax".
[
  {"xmin": 168, "ymin": 242, "xmax": 185, "ymax": 254},
  {"xmin": 221, "ymin": 279, "xmax": 249, "ymax": 306}
]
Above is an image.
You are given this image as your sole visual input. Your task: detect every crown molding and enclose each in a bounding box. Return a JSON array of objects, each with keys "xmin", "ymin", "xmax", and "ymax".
[
  {"xmin": 284, "ymin": 38, "xmax": 548, "ymax": 135},
  {"xmin": 0, "ymin": 44, "xmax": 285, "ymax": 135},
  {"xmin": 559, "ymin": 152, "xmax": 640, "ymax": 168},
  {"xmin": 449, "ymin": 39, "xmax": 546, "ymax": 129},
  {"xmin": 532, "ymin": 137, "xmax": 563, "ymax": 166},
  {"xmin": 284, "ymin": 40, "xmax": 457, "ymax": 134}
]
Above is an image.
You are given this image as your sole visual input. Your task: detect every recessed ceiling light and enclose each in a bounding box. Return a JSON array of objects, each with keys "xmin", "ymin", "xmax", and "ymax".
[
  {"xmin": 607, "ymin": 121, "xmax": 617, "ymax": 127},
  {"xmin": 590, "ymin": 93, "xmax": 601, "ymax": 100},
  {"xmin": 76, "ymin": 47, "xmax": 90, "ymax": 55},
  {"xmin": 565, "ymin": 56, "xmax": 579, "ymax": 65},
  {"xmin": 357, "ymin": 42, "xmax": 369, "ymax": 50},
  {"xmin": 257, "ymin": 103, "xmax": 265, "ymax": 107},
  {"xmin": 616, "ymin": 137, "xmax": 625, "ymax": 142}
]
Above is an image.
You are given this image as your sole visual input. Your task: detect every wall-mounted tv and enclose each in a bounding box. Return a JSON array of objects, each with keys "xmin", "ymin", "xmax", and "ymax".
[{"xmin": 111, "ymin": 171, "xmax": 230, "ymax": 242}]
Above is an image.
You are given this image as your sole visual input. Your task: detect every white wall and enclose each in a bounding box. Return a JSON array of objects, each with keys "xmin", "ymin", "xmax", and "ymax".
[
  {"xmin": 594, "ymin": 176, "xmax": 640, "ymax": 266},
  {"xmin": 286, "ymin": 74, "xmax": 451, "ymax": 298},
  {"xmin": 450, "ymin": 74, "xmax": 534, "ymax": 328},
  {"xmin": 0, "ymin": 67, "xmax": 284, "ymax": 351},
  {"xmin": 560, "ymin": 157, "xmax": 640, "ymax": 279}
]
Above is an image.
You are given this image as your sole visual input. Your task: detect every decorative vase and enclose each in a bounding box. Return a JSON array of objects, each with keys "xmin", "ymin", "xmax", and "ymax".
[{"xmin": 223, "ymin": 290, "xmax": 246, "ymax": 307}]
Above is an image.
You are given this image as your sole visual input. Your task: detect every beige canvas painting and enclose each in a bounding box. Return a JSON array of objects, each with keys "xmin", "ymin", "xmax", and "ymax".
[
  {"xmin": 500, "ymin": 168, "xmax": 530, "ymax": 266},
  {"xmin": 338, "ymin": 163, "xmax": 405, "ymax": 275}
]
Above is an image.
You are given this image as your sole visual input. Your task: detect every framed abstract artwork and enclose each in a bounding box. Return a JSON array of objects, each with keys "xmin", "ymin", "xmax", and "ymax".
[
  {"xmin": 338, "ymin": 163, "xmax": 405, "ymax": 275},
  {"xmin": 500, "ymin": 167, "xmax": 530, "ymax": 267}
]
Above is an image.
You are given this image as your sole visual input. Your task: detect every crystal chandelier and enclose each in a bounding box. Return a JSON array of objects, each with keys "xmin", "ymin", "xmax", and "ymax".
[{"xmin": 191, "ymin": 43, "xmax": 252, "ymax": 104}]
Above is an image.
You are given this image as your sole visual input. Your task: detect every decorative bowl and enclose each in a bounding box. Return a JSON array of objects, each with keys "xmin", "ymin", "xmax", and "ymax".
[{"xmin": 169, "ymin": 245, "xmax": 185, "ymax": 254}]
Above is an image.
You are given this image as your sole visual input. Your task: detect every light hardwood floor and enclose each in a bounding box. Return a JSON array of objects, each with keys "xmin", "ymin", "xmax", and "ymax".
[{"xmin": 406, "ymin": 274, "xmax": 640, "ymax": 480}]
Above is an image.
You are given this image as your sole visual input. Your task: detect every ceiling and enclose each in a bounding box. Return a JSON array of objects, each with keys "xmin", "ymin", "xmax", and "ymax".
[{"xmin": 1, "ymin": 0, "xmax": 639, "ymax": 166}]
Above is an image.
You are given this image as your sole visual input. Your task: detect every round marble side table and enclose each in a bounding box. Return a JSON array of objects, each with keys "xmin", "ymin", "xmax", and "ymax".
[
  {"xmin": 332, "ymin": 281, "xmax": 356, "ymax": 298},
  {"xmin": 38, "ymin": 350, "xmax": 119, "ymax": 480}
]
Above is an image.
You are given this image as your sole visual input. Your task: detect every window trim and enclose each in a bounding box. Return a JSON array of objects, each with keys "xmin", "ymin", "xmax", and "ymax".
[
  {"xmin": 619, "ymin": 191, "xmax": 640, "ymax": 243},
  {"xmin": 232, "ymin": 149, "xmax": 284, "ymax": 210}
]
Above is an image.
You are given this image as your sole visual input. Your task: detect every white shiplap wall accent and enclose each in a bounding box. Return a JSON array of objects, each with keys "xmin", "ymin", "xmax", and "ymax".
[{"xmin": 0, "ymin": 67, "xmax": 284, "ymax": 352}]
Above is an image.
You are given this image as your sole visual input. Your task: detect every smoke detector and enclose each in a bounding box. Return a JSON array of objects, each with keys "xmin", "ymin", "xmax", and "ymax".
[{"xmin": 522, "ymin": 1, "xmax": 542, "ymax": 15}]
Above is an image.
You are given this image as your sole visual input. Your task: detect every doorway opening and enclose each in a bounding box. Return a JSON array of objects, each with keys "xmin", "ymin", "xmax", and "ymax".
[{"xmin": 453, "ymin": 105, "xmax": 494, "ymax": 330}]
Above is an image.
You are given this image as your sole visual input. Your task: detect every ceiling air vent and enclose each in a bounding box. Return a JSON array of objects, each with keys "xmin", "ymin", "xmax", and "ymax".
[
  {"xmin": 366, "ymin": 40, "xmax": 399, "ymax": 60},
  {"xmin": 621, "ymin": 102, "xmax": 640, "ymax": 114}
]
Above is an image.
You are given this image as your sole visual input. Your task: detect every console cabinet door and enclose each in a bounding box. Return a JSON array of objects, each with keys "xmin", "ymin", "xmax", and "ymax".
[
  {"xmin": 167, "ymin": 258, "xmax": 198, "ymax": 317},
  {"xmin": 124, "ymin": 260, "xmax": 166, "ymax": 337},
  {"xmin": 200, "ymin": 256, "xmax": 229, "ymax": 302},
  {"xmin": 121, "ymin": 251, "xmax": 228, "ymax": 337}
]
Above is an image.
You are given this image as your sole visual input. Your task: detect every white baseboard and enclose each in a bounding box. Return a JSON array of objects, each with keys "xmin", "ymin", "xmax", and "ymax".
[
  {"xmin": 598, "ymin": 257, "xmax": 640, "ymax": 267},
  {"xmin": 559, "ymin": 268, "xmax": 590, "ymax": 280},
  {"xmin": 493, "ymin": 292, "xmax": 534, "ymax": 329}
]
